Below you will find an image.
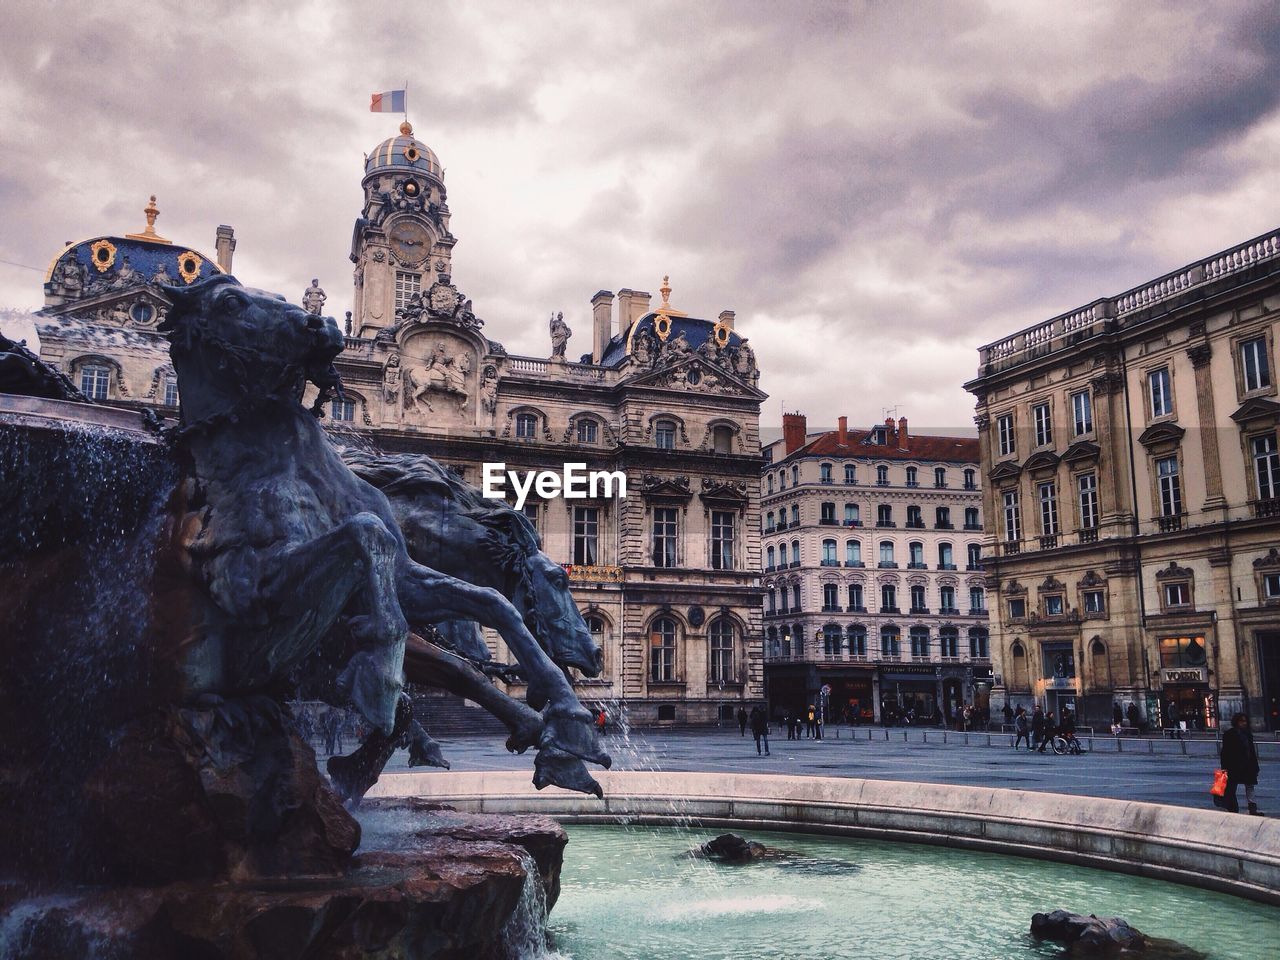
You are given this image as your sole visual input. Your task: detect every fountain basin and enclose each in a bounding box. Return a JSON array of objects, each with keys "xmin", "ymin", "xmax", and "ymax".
[{"xmin": 367, "ymin": 771, "xmax": 1280, "ymax": 906}]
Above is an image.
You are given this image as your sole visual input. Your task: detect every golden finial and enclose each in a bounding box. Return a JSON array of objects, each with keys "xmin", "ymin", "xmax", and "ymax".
[
  {"xmin": 400, "ymin": 120, "xmax": 414, "ymax": 136},
  {"xmin": 126, "ymin": 194, "xmax": 170, "ymax": 243},
  {"xmin": 654, "ymin": 273, "xmax": 687, "ymax": 319}
]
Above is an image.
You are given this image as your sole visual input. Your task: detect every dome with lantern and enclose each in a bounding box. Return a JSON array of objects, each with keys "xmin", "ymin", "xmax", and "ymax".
[{"xmin": 364, "ymin": 121, "xmax": 443, "ymax": 181}]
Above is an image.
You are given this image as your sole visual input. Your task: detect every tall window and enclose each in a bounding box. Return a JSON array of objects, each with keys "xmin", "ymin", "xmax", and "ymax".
[
  {"xmin": 847, "ymin": 625, "xmax": 867, "ymax": 657},
  {"xmin": 712, "ymin": 425, "xmax": 733, "ymax": 453},
  {"xmin": 967, "ymin": 543, "xmax": 982, "ymax": 568},
  {"xmin": 573, "ymin": 506, "xmax": 599, "ymax": 565},
  {"xmin": 1242, "ymin": 337, "xmax": 1272, "ymax": 393},
  {"xmin": 969, "ymin": 586, "xmax": 986, "ymax": 612},
  {"xmin": 940, "ymin": 585, "xmax": 956, "ymax": 612},
  {"xmin": 778, "ymin": 470, "xmax": 785, "ymax": 490},
  {"xmin": 331, "ymin": 398, "xmax": 355, "ymax": 421},
  {"xmin": 791, "ymin": 539, "xmax": 800, "ymax": 564},
  {"xmin": 877, "ymin": 504, "xmax": 893, "ymax": 526},
  {"xmin": 844, "ymin": 463, "xmax": 856, "ymax": 484},
  {"xmin": 767, "ymin": 588, "xmax": 776, "ymax": 614},
  {"xmin": 848, "ymin": 583, "xmax": 864, "ymax": 611},
  {"xmin": 997, "ymin": 413, "xmax": 1015, "ymax": 456},
  {"xmin": 790, "ymin": 505, "xmax": 799, "ymax": 526},
  {"xmin": 876, "ymin": 465, "xmax": 889, "ymax": 485},
  {"xmin": 515, "ymin": 413, "xmax": 538, "ymax": 438},
  {"xmin": 1149, "ymin": 367, "xmax": 1173, "ymax": 418},
  {"xmin": 881, "ymin": 584, "xmax": 897, "ymax": 612},
  {"xmin": 710, "ymin": 619, "xmax": 734, "ymax": 684},
  {"xmin": 879, "ymin": 541, "xmax": 895, "ymax": 565},
  {"xmin": 767, "ymin": 474, "xmax": 774, "ymax": 494},
  {"xmin": 820, "ymin": 463, "xmax": 833, "ymax": 483},
  {"xmin": 1038, "ymin": 481, "xmax": 1059, "ymax": 535},
  {"xmin": 649, "ymin": 617, "xmax": 676, "ymax": 682},
  {"xmin": 935, "ymin": 506, "xmax": 952, "ymax": 528},
  {"xmin": 1002, "ymin": 490, "xmax": 1021, "ymax": 542},
  {"xmin": 576, "ymin": 419, "xmax": 598, "ymax": 444},
  {"xmin": 964, "ymin": 507, "xmax": 980, "ymax": 528},
  {"xmin": 880, "ymin": 625, "xmax": 900, "ymax": 656},
  {"xmin": 906, "ymin": 505, "xmax": 923, "ymax": 527},
  {"xmin": 1033, "ymin": 402, "xmax": 1052, "ymax": 447},
  {"xmin": 845, "ymin": 540, "xmax": 862, "ymax": 566},
  {"xmin": 1072, "ymin": 391, "xmax": 1093, "ymax": 436},
  {"xmin": 779, "ymin": 542, "xmax": 789, "ymax": 566},
  {"xmin": 710, "ymin": 511, "xmax": 735, "ymax": 570},
  {"xmin": 934, "ymin": 467, "xmax": 947, "ymax": 488},
  {"xmin": 910, "ymin": 626, "xmax": 929, "ymax": 658},
  {"xmin": 766, "ymin": 545, "xmax": 776, "ymax": 570},
  {"xmin": 80, "ymin": 364, "xmax": 110, "ymax": 400},
  {"xmin": 655, "ymin": 419, "xmax": 676, "ymax": 449},
  {"xmin": 820, "ymin": 502, "xmax": 836, "ymax": 523},
  {"xmin": 908, "ymin": 541, "xmax": 924, "ymax": 567},
  {"xmin": 822, "ymin": 623, "xmax": 842, "ymax": 656},
  {"xmin": 822, "ymin": 539, "xmax": 838, "ymax": 565},
  {"xmin": 651, "ymin": 507, "xmax": 678, "ymax": 567},
  {"xmin": 163, "ymin": 378, "xmax": 179, "ymax": 408},
  {"xmin": 394, "ymin": 270, "xmax": 421, "ymax": 312},
  {"xmin": 910, "ymin": 584, "xmax": 926, "ymax": 611},
  {"xmin": 969, "ymin": 628, "xmax": 989, "ymax": 658},
  {"xmin": 963, "ymin": 468, "xmax": 976, "ymax": 490},
  {"xmin": 823, "ymin": 583, "xmax": 839, "ymax": 610},
  {"xmin": 938, "ymin": 542, "xmax": 954, "ymax": 568},
  {"xmin": 1156, "ymin": 456, "xmax": 1182, "ymax": 517},
  {"xmin": 844, "ymin": 503, "xmax": 859, "ymax": 525},
  {"xmin": 939, "ymin": 627, "xmax": 959, "ymax": 658},
  {"xmin": 521, "ymin": 503, "xmax": 539, "ymax": 534},
  {"xmin": 792, "ymin": 584, "xmax": 801, "ymax": 611},
  {"xmin": 906, "ymin": 466, "xmax": 918, "ymax": 487},
  {"xmin": 1253, "ymin": 434, "xmax": 1280, "ymax": 501},
  {"xmin": 792, "ymin": 465, "xmax": 799, "ymax": 486},
  {"xmin": 1074, "ymin": 472, "xmax": 1099, "ymax": 529}
]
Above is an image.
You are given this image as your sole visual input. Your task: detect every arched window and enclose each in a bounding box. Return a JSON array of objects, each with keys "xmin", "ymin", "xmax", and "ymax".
[
  {"xmin": 655, "ymin": 419, "xmax": 677, "ymax": 449},
  {"xmin": 844, "ymin": 463, "xmax": 856, "ymax": 484},
  {"xmin": 1090, "ymin": 637, "xmax": 1109, "ymax": 688},
  {"xmin": 778, "ymin": 470, "xmax": 786, "ymax": 490},
  {"xmin": 515, "ymin": 412, "xmax": 539, "ymax": 439},
  {"xmin": 779, "ymin": 543, "xmax": 789, "ymax": 566},
  {"xmin": 969, "ymin": 627, "xmax": 989, "ymax": 659},
  {"xmin": 767, "ymin": 586, "xmax": 776, "ymax": 613},
  {"xmin": 766, "ymin": 545, "xmax": 776, "ymax": 570},
  {"xmin": 790, "ymin": 505, "xmax": 799, "ymax": 526},
  {"xmin": 576, "ymin": 418, "xmax": 599, "ymax": 444},
  {"xmin": 1010, "ymin": 641, "xmax": 1028, "ymax": 690},
  {"xmin": 967, "ymin": 543, "xmax": 983, "ymax": 569},
  {"xmin": 820, "ymin": 462, "xmax": 833, "ymax": 483},
  {"xmin": 847, "ymin": 582, "xmax": 864, "ymax": 610},
  {"xmin": 791, "ymin": 539, "xmax": 800, "ymax": 563},
  {"xmin": 880, "ymin": 583, "xmax": 897, "ymax": 612},
  {"xmin": 938, "ymin": 542, "xmax": 954, "ymax": 569},
  {"xmin": 879, "ymin": 541, "xmax": 895, "ymax": 565},
  {"xmin": 712, "ymin": 424, "xmax": 734, "ymax": 454},
  {"xmin": 880, "ymin": 625, "xmax": 901, "ymax": 657},
  {"xmin": 969, "ymin": 586, "xmax": 985, "ymax": 612},
  {"xmin": 767, "ymin": 474, "xmax": 774, "ymax": 494},
  {"xmin": 709, "ymin": 618, "xmax": 734, "ymax": 683},
  {"xmin": 909, "ymin": 626, "xmax": 930, "ymax": 659},
  {"xmin": 876, "ymin": 465, "xmax": 889, "ymax": 485},
  {"xmin": 792, "ymin": 583, "xmax": 801, "ymax": 611},
  {"xmin": 649, "ymin": 617, "xmax": 677, "ymax": 682},
  {"xmin": 823, "ymin": 582, "xmax": 839, "ymax": 610},
  {"xmin": 822, "ymin": 539, "xmax": 837, "ymax": 565},
  {"xmin": 939, "ymin": 626, "xmax": 959, "ymax": 658},
  {"xmin": 792, "ymin": 622, "xmax": 805, "ymax": 657},
  {"xmin": 846, "ymin": 540, "xmax": 862, "ymax": 566},
  {"xmin": 780, "ymin": 624, "xmax": 792, "ymax": 656},
  {"xmin": 823, "ymin": 623, "xmax": 842, "ymax": 656},
  {"xmin": 935, "ymin": 467, "xmax": 947, "ymax": 488},
  {"xmin": 79, "ymin": 363, "xmax": 111, "ymax": 400},
  {"xmin": 331, "ymin": 397, "xmax": 355, "ymax": 422},
  {"xmin": 910, "ymin": 584, "xmax": 926, "ymax": 611},
  {"xmin": 908, "ymin": 541, "xmax": 924, "ymax": 567},
  {"xmin": 964, "ymin": 468, "xmax": 976, "ymax": 490},
  {"xmin": 791, "ymin": 465, "xmax": 799, "ymax": 486},
  {"xmin": 906, "ymin": 466, "xmax": 918, "ymax": 487},
  {"xmin": 847, "ymin": 624, "xmax": 867, "ymax": 657},
  {"xmin": 767, "ymin": 625, "xmax": 778, "ymax": 657},
  {"xmin": 586, "ymin": 615, "xmax": 609, "ymax": 676}
]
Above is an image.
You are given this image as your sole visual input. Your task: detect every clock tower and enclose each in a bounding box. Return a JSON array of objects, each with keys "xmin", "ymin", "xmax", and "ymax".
[{"xmin": 350, "ymin": 121, "xmax": 455, "ymax": 338}]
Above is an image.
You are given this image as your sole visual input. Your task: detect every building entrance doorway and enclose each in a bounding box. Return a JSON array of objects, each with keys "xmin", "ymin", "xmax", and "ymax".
[{"xmin": 1162, "ymin": 683, "xmax": 1214, "ymax": 731}]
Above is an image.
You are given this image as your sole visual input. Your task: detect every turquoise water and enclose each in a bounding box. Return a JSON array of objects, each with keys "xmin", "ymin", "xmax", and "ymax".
[{"xmin": 547, "ymin": 825, "xmax": 1279, "ymax": 960}]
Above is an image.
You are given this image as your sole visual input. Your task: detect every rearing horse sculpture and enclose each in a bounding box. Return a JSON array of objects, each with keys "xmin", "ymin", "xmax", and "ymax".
[{"xmin": 161, "ymin": 275, "xmax": 609, "ymax": 796}]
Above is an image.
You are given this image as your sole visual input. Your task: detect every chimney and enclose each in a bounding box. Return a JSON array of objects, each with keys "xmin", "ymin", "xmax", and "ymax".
[
  {"xmin": 837, "ymin": 416, "xmax": 848, "ymax": 446},
  {"xmin": 628, "ymin": 289, "xmax": 652, "ymax": 325},
  {"xmin": 215, "ymin": 225, "xmax": 236, "ymax": 274},
  {"xmin": 783, "ymin": 411, "xmax": 808, "ymax": 455},
  {"xmin": 616, "ymin": 289, "xmax": 635, "ymax": 328},
  {"xmin": 884, "ymin": 416, "xmax": 896, "ymax": 446},
  {"xmin": 898, "ymin": 416, "xmax": 909, "ymax": 450},
  {"xmin": 591, "ymin": 290, "xmax": 614, "ymax": 364},
  {"xmin": 718, "ymin": 309, "xmax": 735, "ymax": 330}
]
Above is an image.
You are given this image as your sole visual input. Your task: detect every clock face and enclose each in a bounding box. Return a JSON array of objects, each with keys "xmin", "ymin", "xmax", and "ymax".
[{"xmin": 389, "ymin": 221, "xmax": 431, "ymax": 265}]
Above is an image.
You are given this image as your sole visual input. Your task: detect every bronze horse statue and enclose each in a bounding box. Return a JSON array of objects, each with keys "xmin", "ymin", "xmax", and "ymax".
[{"xmin": 160, "ymin": 275, "xmax": 609, "ymax": 797}]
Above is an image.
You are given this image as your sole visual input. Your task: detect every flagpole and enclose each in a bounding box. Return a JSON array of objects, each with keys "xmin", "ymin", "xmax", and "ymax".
[{"xmin": 403, "ymin": 78, "xmax": 409, "ymax": 126}]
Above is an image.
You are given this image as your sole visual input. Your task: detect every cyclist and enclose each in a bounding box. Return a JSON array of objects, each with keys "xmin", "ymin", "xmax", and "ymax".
[{"xmin": 1056, "ymin": 709, "xmax": 1082, "ymax": 755}]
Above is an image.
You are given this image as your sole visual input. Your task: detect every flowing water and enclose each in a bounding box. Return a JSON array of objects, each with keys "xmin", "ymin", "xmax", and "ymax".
[{"xmin": 545, "ymin": 825, "xmax": 1279, "ymax": 960}]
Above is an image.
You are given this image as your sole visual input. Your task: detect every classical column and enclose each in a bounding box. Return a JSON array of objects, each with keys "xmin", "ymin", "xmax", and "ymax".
[
  {"xmin": 1089, "ymin": 370, "xmax": 1128, "ymax": 525},
  {"xmin": 1187, "ymin": 341, "xmax": 1225, "ymax": 507}
]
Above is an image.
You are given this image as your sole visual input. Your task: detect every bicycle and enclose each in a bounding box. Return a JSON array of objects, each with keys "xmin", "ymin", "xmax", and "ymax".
[{"xmin": 1051, "ymin": 734, "xmax": 1083, "ymax": 755}]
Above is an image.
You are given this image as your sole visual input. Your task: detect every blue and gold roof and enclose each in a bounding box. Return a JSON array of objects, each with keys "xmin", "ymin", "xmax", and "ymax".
[
  {"xmin": 598, "ymin": 277, "xmax": 745, "ymax": 368},
  {"xmin": 364, "ymin": 121, "xmax": 443, "ymax": 180}
]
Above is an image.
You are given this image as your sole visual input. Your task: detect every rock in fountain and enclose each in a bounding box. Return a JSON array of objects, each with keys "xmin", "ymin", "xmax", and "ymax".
[
  {"xmin": 1030, "ymin": 910, "xmax": 1207, "ymax": 958},
  {"xmin": 0, "ymin": 276, "xmax": 608, "ymax": 958}
]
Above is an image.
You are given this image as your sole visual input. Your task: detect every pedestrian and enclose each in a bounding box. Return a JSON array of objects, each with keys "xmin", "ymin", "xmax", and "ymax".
[
  {"xmin": 1031, "ymin": 706, "xmax": 1046, "ymax": 753},
  {"xmin": 1013, "ymin": 707, "xmax": 1032, "ymax": 750},
  {"xmin": 737, "ymin": 707, "xmax": 748, "ymax": 737},
  {"xmin": 962, "ymin": 704, "xmax": 973, "ymax": 732},
  {"xmin": 1127, "ymin": 701, "xmax": 1141, "ymax": 732},
  {"xmin": 749, "ymin": 706, "xmax": 770, "ymax": 756},
  {"xmin": 806, "ymin": 704, "xmax": 817, "ymax": 739},
  {"xmin": 596, "ymin": 707, "xmax": 608, "ymax": 734},
  {"xmin": 1002, "ymin": 702, "xmax": 1014, "ymax": 728},
  {"xmin": 1167, "ymin": 700, "xmax": 1182, "ymax": 740},
  {"xmin": 1112, "ymin": 702, "xmax": 1123, "ymax": 728},
  {"xmin": 1038, "ymin": 711, "xmax": 1055, "ymax": 753},
  {"xmin": 1219, "ymin": 713, "xmax": 1262, "ymax": 815}
]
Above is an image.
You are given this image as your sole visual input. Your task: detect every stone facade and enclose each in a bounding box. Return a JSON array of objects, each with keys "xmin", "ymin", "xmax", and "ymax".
[
  {"xmin": 761, "ymin": 413, "xmax": 989, "ymax": 726},
  {"xmin": 26, "ymin": 127, "xmax": 768, "ymax": 726},
  {"xmin": 966, "ymin": 229, "xmax": 1280, "ymax": 732}
]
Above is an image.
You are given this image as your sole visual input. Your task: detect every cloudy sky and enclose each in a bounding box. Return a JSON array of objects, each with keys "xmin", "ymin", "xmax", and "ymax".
[{"xmin": 2, "ymin": 0, "xmax": 1278, "ymax": 431}]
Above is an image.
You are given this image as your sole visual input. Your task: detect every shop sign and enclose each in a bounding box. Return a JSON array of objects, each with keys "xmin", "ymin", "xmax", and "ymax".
[
  {"xmin": 1160, "ymin": 667, "xmax": 1208, "ymax": 685},
  {"xmin": 881, "ymin": 665, "xmax": 939, "ymax": 678},
  {"xmin": 1046, "ymin": 676, "xmax": 1077, "ymax": 690}
]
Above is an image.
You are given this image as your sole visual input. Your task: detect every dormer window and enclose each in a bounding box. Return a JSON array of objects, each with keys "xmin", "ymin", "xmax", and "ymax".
[
  {"xmin": 163, "ymin": 378, "xmax": 179, "ymax": 408},
  {"xmin": 516, "ymin": 413, "xmax": 539, "ymax": 439},
  {"xmin": 655, "ymin": 419, "xmax": 676, "ymax": 449},
  {"xmin": 577, "ymin": 419, "xmax": 599, "ymax": 444},
  {"xmin": 331, "ymin": 398, "xmax": 355, "ymax": 422},
  {"xmin": 80, "ymin": 364, "xmax": 111, "ymax": 401}
]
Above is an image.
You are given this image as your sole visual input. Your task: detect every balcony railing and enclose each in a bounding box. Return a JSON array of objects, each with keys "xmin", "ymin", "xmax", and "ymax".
[
  {"xmin": 969, "ymin": 607, "xmax": 987, "ymax": 616},
  {"xmin": 1039, "ymin": 534, "xmax": 1059, "ymax": 549},
  {"xmin": 964, "ymin": 523, "xmax": 983, "ymax": 531},
  {"xmin": 966, "ymin": 563, "xmax": 984, "ymax": 571},
  {"xmin": 1254, "ymin": 498, "xmax": 1280, "ymax": 519},
  {"xmin": 844, "ymin": 519, "xmax": 863, "ymax": 527},
  {"xmin": 820, "ymin": 517, "xmax": 837, "ymax": 526},
  {"xmin": 878, "ymin": 561, "xmax": 899, "ymax": 569},
  {"xmin": 905, "ymin": 520, "xmax": 926, "ymax": 529},
  {"xmin": 1158, "ymin": 515, "xmax": 1184, "ymax": 533},
  {"xmin": 1079, "ymin": 527, "xmax": 1099, "ymax": 544},
  {"xmin": 935, "ymin": 522, "xmax": 954, "ymax": 530},
  {"xmin": 909, "ymin": 606, "xmax": 930, "ymax": 615},
  {"xmin": 820, "ymin": 559, "xmax": 840, "ymax": 567},
  {"xmin": 877, "ymin": 520, "xmax": 897, "ymax": 528},
  {"xmin": 938, "ymin": 563, "xmax": 957, "ymax": 571},
  {"xmin": 1004, "ymin": 541, "xmax": 1022, "ymax": 555},
  {"xmin": 880, "ymin": 606, "xmax": 900, "ymax": 614},
  {"xmin": 845, "ymin": 560, "xmax": 865, "ymax": 568},
  {"xmin": 821, "ymin": 605, "xmax": 842, "ymax": 613},
  {"xmin": 939, "ymin": 607, "xmax": 960, "ymax": 616},
  {"xmin": 907, "ymin": 561, "xmax": 928, "ymax": 570}
]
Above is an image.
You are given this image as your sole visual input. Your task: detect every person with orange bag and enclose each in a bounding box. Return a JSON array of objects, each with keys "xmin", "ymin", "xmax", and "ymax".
[{"xmin": 1219, "ymin": 713, "xmax": 1262, "ymax": 816}]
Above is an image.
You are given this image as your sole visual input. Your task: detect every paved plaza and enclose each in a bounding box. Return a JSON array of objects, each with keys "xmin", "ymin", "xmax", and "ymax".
[{"xmin": 375, "ymin": 725, "xmax": 1278, "ymax": 813}]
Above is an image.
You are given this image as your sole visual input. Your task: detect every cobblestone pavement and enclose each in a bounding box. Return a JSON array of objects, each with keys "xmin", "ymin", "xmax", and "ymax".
[{"xmin": 364, "ymin": 725, "xmax": 1277, "ymax": 813}]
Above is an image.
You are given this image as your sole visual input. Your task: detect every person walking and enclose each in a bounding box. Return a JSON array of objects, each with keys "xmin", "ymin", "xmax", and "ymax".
[
  {"xmin": 806, "ymin": 704, "xmax": 817, "ymax": 739},
  {"xmin": 1013, "ymin": 707, "xmax": 1032, "ymax": 751},
  {"xmin": 1127, "ymin": 701, "xmax": 1142, "ymax": 732},
  {"xmin": 749, "ymin": 705, "xmax": 770, "ymax": 756},
  {"xmin": 1220, "ymin": 713, "xmax": 1262, "ymax": 815},
  {"xmin": 1002, "ymin": 702, "xmax": 1014, "ymax": 728},
  {"xmin": 1030, "ymin": 706, "xmax": 1046, "ymax": 753},
  {"xmin": 1167, "ymin": 700, "xmax": 1183, "ymax": 740},
  {"xmin": 737, "ymin": 707, "xmax": 748, "ymax": 737},
  {"xmin": 1037, "ymin": 711, "xmax": 1056, "ymax": 753}
]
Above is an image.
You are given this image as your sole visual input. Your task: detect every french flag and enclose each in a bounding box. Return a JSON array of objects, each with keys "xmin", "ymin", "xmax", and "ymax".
[{"xmin": 370, "ymin": 89, "xmax": 406, "ymax": 113}]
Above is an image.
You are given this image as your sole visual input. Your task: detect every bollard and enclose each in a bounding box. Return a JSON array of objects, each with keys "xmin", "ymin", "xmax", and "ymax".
[{"xmin": 1148, "ymin": 738, "xmax": 1155, "ymax": 754}]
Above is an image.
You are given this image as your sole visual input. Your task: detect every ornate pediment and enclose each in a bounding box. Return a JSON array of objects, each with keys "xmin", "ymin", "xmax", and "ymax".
[
  {"xmin": 1136, "ymin": 421, "xmax": 1185, "ymax": 451},
  {"xmin": 1039, "ymin": 576, "xmax": 1065, "ymax": 592},
  {"xmin": 1253, "ymin": 548, "xmax": 1280, "ymax": 569},
  {"xmin": 1001, "ymin": 579, "xmax": 1027, "ymax": 596},
  {"xmin": 1154, "ymin": 560, "xmax": 1193, "ymax": 580},
  {"xmin": 1230, "ymin": 397, "xmax": 1280, "ymax": 426},
  {"xmin": 988, "ymin": 460, "xmax": 1023, "ymax": 482},
  {"xmin": 699, "ymin": 477, "xmax": 749, "ymax": 506},
  {"xmin": 55, "ymin": 286, "xmax": 172, "ymax": 331},
  {"xmin": 395, "ymin": 275, "xmax": 484, "ymax": 332},
  {"xmin": 1078, "ymin": 569, "xmax": 1105, "ymax": 587},
  {"xmin": 1062, "ymin": 440, "xmax": 1101, "ymax": 464},
  {"xmin": 1023, "ymin": 450, "xmax": 1060, "ymax": 474},
  {"xmin": 640, "ymin": 474, "xmax": 693, "ymax": 501},
  {"xmin": 626, "ymin": 356, "xmax": 762, "ymax": 398}
]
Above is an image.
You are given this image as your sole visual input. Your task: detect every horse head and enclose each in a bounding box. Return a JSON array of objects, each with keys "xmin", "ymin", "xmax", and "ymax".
[
  {"xmin": 514, "ymin": 549, "xmax": 603, "ymax": 677},
  {"xmin": 159, "ymin": 275, "xmax": 344, "ymax": 422}
]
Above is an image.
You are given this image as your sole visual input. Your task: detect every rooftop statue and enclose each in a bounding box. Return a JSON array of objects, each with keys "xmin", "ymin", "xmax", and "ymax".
[
  {"xmin": 302, "ymin": 277, "xmax": 327, "ymax": 315},
  {"xmin": 549, "ymin": 310, "xmax": 571, "ymax": 359}
]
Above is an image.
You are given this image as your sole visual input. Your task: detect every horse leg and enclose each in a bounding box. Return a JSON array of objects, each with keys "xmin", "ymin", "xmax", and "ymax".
[
  {"xmin": 404, "ymin": 634, "xmax": 542, "ymax": 753},
  {"xmin": 397, "ymin": 564, "xmax": 610, "ymax": 774},
  {"xmin": 326, "ymin": 692, "xmax": 415, "ymax": 804}
]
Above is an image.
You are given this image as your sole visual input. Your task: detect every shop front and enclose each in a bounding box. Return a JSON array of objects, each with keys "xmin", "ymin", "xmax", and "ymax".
[
  {"xmin": 879, "ymin": 664, "xmax": 941, "ymax": 725},
  {"xmin": 764, "ymin": 664, "xmax": 810, "ymax": 723},
  {"xmin": 1039, "ymin": 642, "xmax": 1079, "ymax": 718},
  {"xmin": 1158, "ymin": 635, "xmax": 1215, "ymax": 731},
  {"xmin": 819, "ymin": 665, "xmax": 876, "ymax": 724}
]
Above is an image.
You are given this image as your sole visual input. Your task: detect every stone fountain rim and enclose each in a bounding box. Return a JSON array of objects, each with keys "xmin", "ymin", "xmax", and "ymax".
[
  {"xmin": 0, "ymin": 393, "xmax": 162, "ymax": 440},
  {"xmin": 368, "ymin": 770, "xmax": 1280, "ymax": 907}
]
